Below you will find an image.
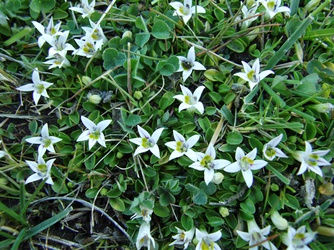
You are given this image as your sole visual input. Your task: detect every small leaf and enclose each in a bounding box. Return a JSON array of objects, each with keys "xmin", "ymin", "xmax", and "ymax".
[
  {"xmin": 109, "ymin": 198, "xmax": 125, "ymax": 212},
  {"xmin": 226, "ymin": 131, "xmax": 243, "ymax": 145},
  {"xmin": 29, "ymin": 0, "xmax": 56, "ymax": 13},
  {"xmin": 125, "ymin": 114, "xmax": 141, "ymax": 127},
  {"xmin": 154, "ymin": 203, "xmax": 170, "ymax": 217},
  {"xmin": 135, "ymin": 33, "xmax": 150, "ymax": 47},
  {"xmin": 152, "ymin": 20, "xmax": 171, "ymax": 39}
]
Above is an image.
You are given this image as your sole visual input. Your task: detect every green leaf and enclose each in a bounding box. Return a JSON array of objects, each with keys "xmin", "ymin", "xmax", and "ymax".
[
  {"xmin": 135, "ymin": 33, "xmax": 150, "ymax": 47},
  {"xmin": 102, "ymin": 48, "xmax": 126, "ymax": 70},
  {"xmin": 109, "ymin": 198, "xmax": 125, "ymax": 212},
  {"xmin": 153, "ymin": 203, "xmax": 170, "ymax": 217},
  {"xmin": 181, "ymin": 215, "xmax": 194, "ymax": 231},
  {"xmin": 152, "ymin": 20, "xmax": 171, "ymax": 39},
  {"xmin": 85, "ymin": 188, "xmax": 99, "ymax": 199},
  {"xmin": 125, "ymin": 114, "xmax": 141, "ymax": 127},
  {"xmin": 159, "ymin": 91, "xmax": 175, "ymax": 110},
  {"xmin": 284, "ymin": 193, "xmax": 300, "ymax": 210},
  {"xmin": 266, "ymin": 164, "xmax": 290, "ymax": 185},
  {"xmin": 135, "ymin": 16, "xmax": 149, "ymax": 32},
  {"xmin": 226, "ymin": 131, "xmax": 243, "ymax": 145},
  {"xmin": 29, "ymin": 0, "xmax": 56, "ymax": 13},
  {"xmin": 4, "ymin": 27, "xmax": 32, "ymax": 46},
  {"xmin": 53, "ymin": 8, "xmax": 69, "ymax": 19},
  {"xmin": 28, "ymin": 120, "xmax": 38, "ymax": 134},
  {"xmin": 265, "ymin": 15, "xmax": 314, "ymax": 70},
  {"xmin": 219, "ymin": 105, "xmax": 234, "ymax": 125},
  {"xmin": 226, "ymin": 38, "xmax": 246, "ymax": 53},
  {"xmin": 240, "ymin": 198, "xmax": 256, "ymax": 214}
]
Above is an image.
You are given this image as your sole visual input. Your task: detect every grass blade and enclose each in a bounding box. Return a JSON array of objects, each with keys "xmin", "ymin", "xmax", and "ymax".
[
  {"xmin": 264, "ymin": 16, "xmax": 313, "ymax": 70},
  {"xmin": 0, "ymin": 202, "xmax": 28, "ymax": 226}
]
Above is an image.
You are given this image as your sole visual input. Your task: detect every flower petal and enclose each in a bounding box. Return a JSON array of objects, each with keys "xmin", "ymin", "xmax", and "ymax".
[
  {"xmin": 242, "ymin": 169, "xmax": 253, "ymax": 187},
  {"xmin": 192, "ymin": 61, "xmax": 206, "ymax": 71},
  {"xmin": 77, "ymin": 130, "xmax": 90, "ymax": 141},
  {"xmin": 204, "ymin": 168, "xmax": 214, "ymax": 185},
  {"xmin": 25, "ymin": 173, "xmax": 41, "ymax": 184},
  {"xmin": 81, "ymin": 116, "xmax": 96, "ymax": 131},
  {"xmin": 223, "ymin": 162, "xmax": 240, "ymax": 173},
  {"xmin": 150, "ymin": 144, "xmax": 161, "ymax": 158},
  {"xmin": 96, "ymin": 119, "xmax": 112, "ymax": 131},
  {"xmin": 151, "ymin": 128, "xmax": 164, "ymax": 143},
  {"xmin": 187, "ymin": 134, "xmax": 200, "ymax": 148},
  {"xmin": 16, "ymin": 84, "xmax": 35, "ymax": 92}
]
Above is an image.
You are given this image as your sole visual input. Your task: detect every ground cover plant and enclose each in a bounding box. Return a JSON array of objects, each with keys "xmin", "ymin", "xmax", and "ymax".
[{"xmin": 0, "ymin": 0, "xmax": 333, "ymax": 249}]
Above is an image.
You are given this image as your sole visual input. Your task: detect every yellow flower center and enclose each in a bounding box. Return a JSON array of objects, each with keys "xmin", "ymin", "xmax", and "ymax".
[
  {"xmin": 176, "ymin": 141, "xmax": 188, "ymax": 153},
  {"xmin": 91, "ymin": 29, "xmax": 102, "ymax": 40},
  {"xmin": 265, "ymin": 146, "xmax": 276, "ymax": 158},
  {"xmin": 42, "ymin": 138, "xmax": 52, "ymax": 148},
  {"xmin": 83, "ymin": 42, "xmax": 95, "ymax": 54},
  {"xmin": 37, "ymin": 164, "xmax": 48, "ymax": 177},
  {"xmin": 200, "ymin": 155, "xmax": 214, "ymax": 169},
  {"xmin": 240, "ymin": 156, "xmax": 254, "ymax": 171},
  {"xmin": 141, "ymin": 137, "xmax": 154, "ymax": 148},
  {"xmin": 267, "ymin": 1, "xmax": 276, "ymax": 11},
  {"xmin": 34, "ymin": 83, "xmax": 45, "ymax": 94},
  {"xmin": 179, "ymin": 5, "xmax": 190, "ymax": 15},
  {"xmin": 89, "ymin": 130, "xmax": 100, "ymax": 140},
  {"xmin": 306, "ymin": 154, "xmax": 319, "ymax": 167},
  {"xmin": 247, "ymin": 69, "xmax": 258, "ymax": 82},
  {"xmin": 184, "ymin": 95, "xmax": 197, "ymax": 105},
  {"xmin": 181, "ymin": 60, "xmax": 193, "ymax": 70},
  {"xmin": 200, "ymin": 239, "xmax": 215, "ymax": 250}
]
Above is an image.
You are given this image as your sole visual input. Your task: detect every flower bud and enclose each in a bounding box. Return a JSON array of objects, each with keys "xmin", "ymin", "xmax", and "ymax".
[
  {"xmin": 82, "ymin": 76, "xmax": 92, "ymax": 85},
  {"xmin": 316, "ymin": 226, "xmax": 334, "ymax": 237},
  {"xmin": 212, "ymin": 172, "xmax": 224, "ymax": 185},
  {"xmin": 270, "ymin": 211, "xmax": 288, "ymax": 230},
  {"xmin": 122, "ymin": 30, "xmax": 132, "ymax": 40},
  {"xmin": 311, "ymin": 103, "xmax": 334, "ymax": 113},
  {"xmin": 134, "ymin": 90, "xmax": 143, "ymax": 100},
  {"xmin": 87, "ymin": 93, "xmax": 102, "ymax": 104},
  {"xmin": 219, "ymin": 207, "xmax": 229, "ymax": 217}
]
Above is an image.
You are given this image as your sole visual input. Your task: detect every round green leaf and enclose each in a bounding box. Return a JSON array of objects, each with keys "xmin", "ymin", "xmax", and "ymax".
[
  {"xmin": 30, "ymin": 0, "xmax": 56, "ymax": 13},
  {"xmin": 153, "ymin": 203, "xmax": 170, "ymax": 218},
  {"xmin": 109, "ymin": 198, "xmax": 125, "ymax": 212},
  {"xmin": 125, "ymin": 114, "xmax": 141, "ymax": 127},
  {"xmin": 152, "ymin": 20, "xmax": 171, "ymax": 39},
  {"xmin": 226, "ymin": 131, "xmax": 243, "ymax": 145}
]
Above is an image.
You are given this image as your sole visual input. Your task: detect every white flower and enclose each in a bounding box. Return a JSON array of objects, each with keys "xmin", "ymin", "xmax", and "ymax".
[
  {"xmin": 263, "ymin": 134, "xmax": 288, "ymax": 161},
  {"xmin": 295, "ymin": 141, "xmax": 330, "ymax": 177},
  {"xmin": 44, "ymin": 53, "xmax": 70, "ymax": 69},
  {"xmin": 270, "ymin": 211, "xmax": 288, "ymax": 230},
  {"xmin": 240, "ymin": 2, "xmax": 259, "ymax": 29},
  {"xmin": 69, "ymin": 0, "xmax": 95, "ymax": 18},
  {"xmin": 131, "ymin": 205, "xmax": 153, "ymax": 223},
  {"xmin": 165, "ymin": 130, "xmax": 200, "ymax": 161},
  {"xmin": 223, "ymin": 147, "xmax": 268, "ymax": 188},
  {"xmin": 234, "ymin": 58, "xmax": 274, "ymax": 91},
  {"xmin": 76, "ymin": 116, "xmax": 112, "ymax": 150},
  {"xmin": 26, "ymin": 124, "xmax": 62, "ymax": 156},
  {"xmin": 174, "ymin": 85, "xmax": 205, "ymax": 114},
  {"xmin": 73, "ymin": 37, "xmax": 98, "ymax": 58},
  {"xmin": 189, "ymin": 143, "xmax": 231, "ymax": 185},
  {"xmin": 282, "ymin": 226, "xmax": 316, "ymax": 250},
  {"xmin": 176, "ymin": 46, "xmax": 206, "ymax": 82},
  {"xmin": 170, "ymin": 0, "xmax": 206, "ymax": 24},
  {"xmin": 169, "ymin": 227, "xmax": 195, "ymax": 249},
  {"xmin": 195, "ymin": 228, "xmax": 222, "ymax": 250},
  {"xmin": 32, "ymin": 17, "xmax": 62, "ymax": 47},
  {"xmin": 259, "ymin": 0, "xmax": 290, "ymax": 19},
  {"xmin": 237, "ymin": 219, "xmax": 277, "ymax": 250},
  {"xmin": 16, "ymin": 68, "xmax": 53, "ymax": 105},
  {"xmin": 82, "ymin": 20, "xmax": 107, "ymax": 50},
  {"xmin": 25, "ymin": 154, "xmax": 55, "ymax": 185},
  {"xmin": 46, "ymin": 30, "xmax": 75, "ymax": 59},
  {"xmin": 311, "ymin": 103, "xmax": 334, "ymax": 113},
  {"xmin": 130, "ymin": 125, "xmax": 164, "ymax": 159},
  {"xmin": 136, "ymin": 222, "xmax": 155, "ymax": 250}
]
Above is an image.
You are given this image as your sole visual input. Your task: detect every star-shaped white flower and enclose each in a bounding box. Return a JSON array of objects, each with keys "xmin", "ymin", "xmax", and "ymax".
[
  {"xmin": 82, "ymin": 20, "xmax": 107, "ymax": 50},
  {"xmin": 136, "ymin": 222, "xmax": 155, "ymax": 250},
  {"xmin": 174, "ymin": 85, "xmax": 205, "ymax": 114},
  {"xmin": 69, "ymin": 0, "xmax": 95, "ymax": 18},
  {"xmin": 189, "ymin": 143, "xmax": 231, "ymax": 185},
  {"xmin": 169, "ymin": 227, "xmax": 195, "ymax": 249},
  {"xmin": 26, "ymin": 124, "xmax": 62, "ymax": 156},
  {"xmin": 44, "ymin": 53, "xmax": 71, "ymax": 69},
  {"xmin": 223, "ymin": 147, "xmax": 268, "ymax": 188},
  {"xmin": 237, "ymin": 219, "xmax": 277, "ymax": 250},
  {"xmin": 263, "ymin": 134, "xmax": 288, "ymax": 161},
  {"xmin": 195, "ymin": 228, "xmax": 222, "ymax": 250},
  {"xmin": 240, "ymin": 2, "xmax": 259, "ymax": 29},
  {"xmin": 73, "ymin": 37, "xmax": 98, "ymax": 58},
  {"xmin": 76, "ymin": 116, "xmax": 112, "ymax": 150},
  {"xmin": 282, "ymin": 226, "xmax": 316, "ymax": 250},
  {"xmin": 165, "ymin": 130, "xmax": 200, "ymax": 161},
  {"xmin": 130, "ymin": 205, "xmax": 153, "ymax": 223},
  {"xmin": 16, "ymin": 68, "xmax": 53, "ymax": 105},
  {"xmin": 234, "ymin": 58, "xmax": 274, "ymax": 91},
  {"xmin": 170, "ymin": 0, "xmax": 206, "ymax": 24},
  {"xmin": 32, "ymin": 17, "xmax": 62, "ymax": 47},
  {"xmin": 259, "ymin": 0, "xmax": 290, "ymax": 19},
  {"xmin": 25, "ymin": 154, "xmax": 56, "ymax": 185},
  {"xmin": 130, "ymin": 125, "xmax": 164, "ymax": 159},
  {"xmin": 46, "ymin": 30, "xmax": 75, "ymax": 59},
  {"xmin": 295, "ymin": 141, "xmax": 330, "ymax": 177},
  {"xmin": 176, "ymin": 46, "xmax": 206, "ymax": 82}
]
